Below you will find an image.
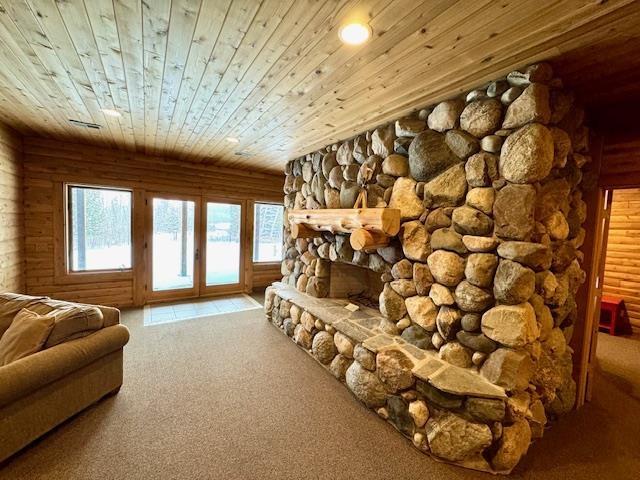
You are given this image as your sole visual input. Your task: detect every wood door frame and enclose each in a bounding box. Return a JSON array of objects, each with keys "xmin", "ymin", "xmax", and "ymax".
[
  {"xmin": 145, "ymin": 192, "xmax": 202, "ymax": 303},
  {"xmin": 199, "ymin": 196, "xmax": 247, "ymax": 297}
]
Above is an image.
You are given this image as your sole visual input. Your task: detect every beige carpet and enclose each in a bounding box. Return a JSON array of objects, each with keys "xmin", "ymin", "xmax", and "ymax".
[{"xmin": 2, "ymin": 304, "xmax": 640, "ymax": 479}]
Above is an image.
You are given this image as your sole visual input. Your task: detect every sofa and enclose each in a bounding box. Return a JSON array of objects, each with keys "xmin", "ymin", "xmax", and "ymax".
[{"xmin": 0, "ymin": 293, "xmax": 130, "ymax": 462}]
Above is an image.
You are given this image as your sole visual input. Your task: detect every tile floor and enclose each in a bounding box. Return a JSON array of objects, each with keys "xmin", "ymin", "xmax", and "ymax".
[{"xmin": 143, "ymin": 293, "xmax": 262, "ymax": 325}]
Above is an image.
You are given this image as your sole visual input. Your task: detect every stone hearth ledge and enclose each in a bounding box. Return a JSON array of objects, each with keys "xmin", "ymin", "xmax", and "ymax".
[{"xmin": 272, "ymin": 282, "xmax": 506, "ymax": 400}]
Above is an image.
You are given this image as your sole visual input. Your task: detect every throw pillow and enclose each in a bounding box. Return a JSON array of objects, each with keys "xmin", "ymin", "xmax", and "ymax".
[{"xmin": 0, "ymin": 308, "xmax": 56, "ymax": 366}]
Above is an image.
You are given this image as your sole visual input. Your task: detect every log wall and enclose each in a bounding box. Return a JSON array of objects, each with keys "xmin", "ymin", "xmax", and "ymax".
[
  {"xmin": 23, "ymin": 137, "xmax": 283, "ymax": 307},
  {"xmin": 0, "ymin": 123, "xmax": 24, "ymax": 292},
  {"xmin": 603, "ymin": 187, "xmax": 640, "ymax": 329}
]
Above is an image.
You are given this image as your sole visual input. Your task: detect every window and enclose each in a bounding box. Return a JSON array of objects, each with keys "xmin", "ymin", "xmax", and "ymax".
[
  {"xmin": 253, "ymin": 203, "xmax": 284, "ymax": 262},
  {"xmin": 68, "ymin": 185, "xmax": 132, "ymax": 272}
]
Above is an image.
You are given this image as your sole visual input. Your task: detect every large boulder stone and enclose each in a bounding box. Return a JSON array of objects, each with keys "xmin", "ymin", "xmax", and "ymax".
[
  {"xmin": 328, "ymin": 165, "xmax": 344, "ymax": 189},
  {"xmin": 429, "ymin": 283, "xmax": 454, "ymax": 306},
  {"xmin": 466, "ymin": 152, "xmax": 498, "ymax": 187},
  {"xmin": 427, "ymin": 99, "xmax": 465, "ymax": 132},
  {"xmin": 392, "ymin": 259, "xmax": 413, "ymax": 279},
  {"xmin": 340, "ymin": 181, "xmax": 360, "ymax": 208},
  {"xmin": 414, "ymin": 262, "xmax": 434, "ymax": 296},
  {"xmin": 336, "ymin": 140, "xmax": 354, "ymax": 165},
  {"xmin": 481, "ymin": 303, "xmax": 539, "ymax": 347},
  {"xmin": 396, "ymin": 117, "xmax": 426, "ymax": 137},
  {"xmin": 497, "ymin": 241, "xmax": 552, "ymax": 271},
  {"xmin": 382, "ymin": 154, "xmax": 409, "ymax": 177},
  {"xmin": 430, "ymin": 227, "xmax": 466, "ymax": 254},
  {"xmin": 329, "ymin": 354, "xmax": 352, "ymax": 380},
  {"xmin": 460, "ymin": 98, "xmax": 502, "ymax": 137},
  {"xmin": 452, "ymin": 206, "xmax": 493, "ymax": 236},
  {"xmin": 491, "ymin": 419, "xmax": 532, "ymax": 472},
  {"xmin": 425, "ymin": 207, "xmax": 452, "ymax": 232},
  {"xmin": 293, "ymin": 324, "xmax": 313, "ymax": 349},
  {"xmin": 399, "ymin": 220, "xmax": 431, "ymax": 262},
  {"xmin": 312, "ymin": 331, "xmax": 337, "ymax": 364},
  {"xmin": 462, "ymin": 235, "xmax": 498, "ymax": 253},
  {"xmin": 334, "ymin": 332, "xmax": 355, "ymax": 358},
  {"xmin": 376, "ymin": 349, "xmax": 415, "ymax": 392},
  {"xmin": 445, "ymin": 129, "xmax": 480, "ymax": 159},
  {"xmin": 345, "ymin": 361, "xmax": 387, "ymax": 408},
  {"xmin": 379, "ymin": 284, "xmax": 407, "ymax": 321},
  {"xmin": 426, "ymin": 412, "xmax": 493, "ymax": 462},
  {"xmin": 465, "ymin": 397, "xmax": 505, "ymax": 422},
  {"xmin": 499, "ymin": 123, "xmax": 554, "ymax": 183},
  {"xmin": 424, "ymin": 162, "xmax": 467, "ymax": 207},
  {"xmin": 466, "ymin": 187, "xmax": 495, "ymax": 215},
  {"xmin": 494, "ymin": 260, "xmax": 536, "ymax": 305},
  {"xmin": 409, "ymin": 399, "xmax": 430, "ymax": 427},
  {"xmin": 408, "ymin": 130, "xmax": 459, "ymax": 181},
  {"xmin": 390, "ymin": 279, "xmax": 417, "ymax": 298},
  {"xmin": 387, "ymin": 395, "xmax": 414, "ymax": 435},
  {"xmin": 321, "ymin": 152, "xmax": 338, "ymax": 178},
  {"xmin": 427, "ymin": 250, "xmax": 465, "ymax": 286},
  {"xmin": 493, "ymin": 184, "xmax": 536, "ymax": 240},
  {"xmin": 405, "ymin": 295, "xmax": 438, "ymax": 331},
  {"xmin": 438, "ymin": 341, "xmax": 473, "ymax": 368},
  {"xmin": 372, "ymin": 125, "xmax": 395, "ymax": 158},
  {"xmin": 456, "ymin": 331, "xmax": 497, "ymax": 354},
  {"xmin": 502, "ymin": 83, "xmax": 551, "ymax": 129},
  {"xmin": 454, "ymin": 280, "xmax": 493, "ymax": 313},
  {"xmin": 480, "ymin": 348, "xmax": 534, "ymax": 390},
  {"xmin": 353, "ymin": 344, "xmax": 376, "ymax": 371},
  {"xmin": 401, "ymin": 324, "xmax": 432, "ymax": 350},
  {"xmin": 389, "ymin": 177, "xmax": 424, "ymax": 221},
  {"xmin": 465, "ymin": 253, "xmax": 498, "ymax": 288},
  {"xmin": 436, "ymin": 306, "xmax": 462, "ymax": 341}
]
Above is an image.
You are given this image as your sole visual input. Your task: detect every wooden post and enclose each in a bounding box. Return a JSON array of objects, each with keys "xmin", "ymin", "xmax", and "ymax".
[
  {"xmin": 350, "ymin": 228, "xmax": 390, "ymax": 251},
  {"xmin": 287, "ymin": 208, "xmax": 400, "ymax": 236},
  {"xmin": 290, "ymin": 222, "xmax": 322, "ymax": 239}
]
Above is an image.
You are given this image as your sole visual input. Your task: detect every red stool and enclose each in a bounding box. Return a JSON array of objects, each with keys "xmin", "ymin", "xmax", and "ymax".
[{"xmin": 600, "ymin": 296, "xmax": 625, "ymax": 336}]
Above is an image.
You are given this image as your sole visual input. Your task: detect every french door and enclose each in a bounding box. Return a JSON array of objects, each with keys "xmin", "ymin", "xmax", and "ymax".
[{"xmin": 146, "ymin": 193, "xmax": 245, "ymax": 302}]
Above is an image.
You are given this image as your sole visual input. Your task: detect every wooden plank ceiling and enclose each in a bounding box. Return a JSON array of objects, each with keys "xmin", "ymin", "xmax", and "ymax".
[{"xmin": 0, "ymin": 0, "xmax": 639, "ymax": 173}]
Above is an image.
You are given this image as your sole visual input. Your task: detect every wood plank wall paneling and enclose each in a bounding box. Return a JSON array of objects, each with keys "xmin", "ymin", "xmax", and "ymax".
[
  {"xmin": 0, "ymin": 122, "xmax": 24, "ymax": 292},
  {"xmin": 22, "ymin": 137, "xmax": 283, "ymax": 307},
  {"xmin": 603, "ymin": 188, "xmax": 640, "ymax": 329}
]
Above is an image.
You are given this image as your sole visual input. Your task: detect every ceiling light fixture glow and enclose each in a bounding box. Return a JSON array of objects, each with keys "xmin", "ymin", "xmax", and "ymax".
[
  {"xmin": 226, "ymin": 137, "xmax": 240, "ymax": 144},
  {"xmin": 101, "ymin": 108, "xmax": 121, "ymax": 118},
  {"xmin": 339, "ymin": 22, "xmax": 371, "ymax": 45}
]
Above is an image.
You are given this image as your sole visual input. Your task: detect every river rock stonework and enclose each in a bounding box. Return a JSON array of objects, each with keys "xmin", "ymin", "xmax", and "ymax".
[{"xmin": 273, "ymin": 62, "xmax": 591, "ymax": 474}]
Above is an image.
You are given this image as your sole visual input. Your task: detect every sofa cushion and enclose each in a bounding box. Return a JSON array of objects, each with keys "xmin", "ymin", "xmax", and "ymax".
[
  {"xmin": 0, "ymin": 294, "xmax": 105, "ymax": 348},
  {"xmin": 26, "ymin": 300, "xmax": 105, "ymax": 348},
  {"xmin": 0, "ymin": 309, "xmax": 56, "ymax": 366},
  {"xmin": 0, "ymin": 293, "xmax": 48, "ymax": 338}
]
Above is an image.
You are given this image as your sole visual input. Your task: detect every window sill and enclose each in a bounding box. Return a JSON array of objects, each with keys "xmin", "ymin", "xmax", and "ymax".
[{"xmin": 55, "ymin": 269, "xmax": 134, "ymax": 285}]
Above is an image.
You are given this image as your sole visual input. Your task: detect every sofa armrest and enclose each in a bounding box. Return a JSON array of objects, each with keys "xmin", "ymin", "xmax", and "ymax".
[
  {"xmin": 0, "ymin": 324, "xmax": 130, "ymax": 407},
  {"xmin": 98, "ymin": 305, "xmax": 120, "ymax": 327}
]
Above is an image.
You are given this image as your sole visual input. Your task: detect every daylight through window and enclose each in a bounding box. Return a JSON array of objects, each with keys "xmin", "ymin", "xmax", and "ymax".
[
  {"xmin": 253, "ymin": 203, "xmax": 284, "ymax": 262},
  {"xmin": 68, "ymin": 186, "xmax": 132, "ymax": 272}
]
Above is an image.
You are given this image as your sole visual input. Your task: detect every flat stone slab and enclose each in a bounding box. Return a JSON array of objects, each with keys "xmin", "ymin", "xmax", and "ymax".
[
  {"xmin": 272, "ymin": 282, "xmax": 506, "ymax": 399},
  {"xmin": 413, "ymin": 354, "xmax": 506, "ymax": 399}
]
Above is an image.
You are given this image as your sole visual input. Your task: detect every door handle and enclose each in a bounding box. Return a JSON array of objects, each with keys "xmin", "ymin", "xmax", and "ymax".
[{"xmin": 195, "ymin": 249, "xmax": 200, "ymax": 261}]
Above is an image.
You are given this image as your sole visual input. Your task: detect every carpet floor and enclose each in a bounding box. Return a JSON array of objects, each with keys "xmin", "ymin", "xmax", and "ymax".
[{"xmin": 2, "ymin": 302, "xmax": 640, "ymax": 480}]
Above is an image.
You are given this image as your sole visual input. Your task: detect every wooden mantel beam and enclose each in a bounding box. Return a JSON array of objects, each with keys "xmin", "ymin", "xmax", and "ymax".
[{"xmin": 288, "ymin": 208, "xmax": 401, "ymax": 238}]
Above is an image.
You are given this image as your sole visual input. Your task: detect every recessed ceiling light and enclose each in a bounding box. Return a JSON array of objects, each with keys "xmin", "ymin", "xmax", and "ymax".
[
  {"xmin": 226, "ymin": 137, "xmax": 240, "ymax": 144},
  {"xmin": 339, "ymin": 22, "xmax": 371, "ymax": 45},
  {"xmin": 101, "ymin": 108, "xmax": 121, "ymax": 118}
]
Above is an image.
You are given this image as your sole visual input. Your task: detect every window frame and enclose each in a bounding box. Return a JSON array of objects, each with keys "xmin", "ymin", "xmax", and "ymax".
[
  {"xmin": 252, "ymin": 201, "xmax": 284, "ymax": 264},
  {"xmin": 64, "ymin": 183, "xmax": 134, "ymax": 276}
]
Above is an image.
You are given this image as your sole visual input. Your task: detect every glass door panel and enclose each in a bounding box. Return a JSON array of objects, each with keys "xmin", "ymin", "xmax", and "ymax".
[
  {"xmin": 205, "ymin": 202, "xmax": 242, "ymax": 287},
  {"xmin": 151, "ymin": 198, "xmax": 196, "ymax": 292}
]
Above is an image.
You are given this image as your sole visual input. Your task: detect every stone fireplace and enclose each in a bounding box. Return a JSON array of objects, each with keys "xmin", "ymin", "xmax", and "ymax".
[{"xmin": 267, "ymin": 61, "xmax": 590, "ymax": 474}]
